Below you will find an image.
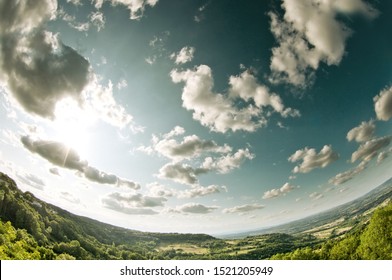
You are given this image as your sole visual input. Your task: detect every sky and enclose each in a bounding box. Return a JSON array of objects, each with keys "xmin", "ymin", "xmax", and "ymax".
[{"xmin": 0, "ymin": 0, "xmax": 391, "ymax": 235}]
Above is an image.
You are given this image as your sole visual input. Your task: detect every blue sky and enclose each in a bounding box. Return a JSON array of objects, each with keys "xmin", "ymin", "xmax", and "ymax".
[{"xmin": 0, "ymin": 0, "xmax": 391, "ymax": 235}]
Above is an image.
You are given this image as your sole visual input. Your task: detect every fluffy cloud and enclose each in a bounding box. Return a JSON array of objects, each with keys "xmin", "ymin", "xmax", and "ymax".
[
  {"xmin": 229, "ymin": 70, "xmax": 300, "ymax": 118},
  {"xmin": 142, "ymin": 127, "xmax": 253, "ymax": 186},
  {"xmin": 168, "ymin": 203, "xmax": 218, "ymax": 214},
  {"xmin": 171, "ymin": 65, "xmax": 299, "ymax": 133},
  {"xmin": 97, "ymin": 0, "xmax": 159, "ymax": 20},
  {"xmin": 328, "ymin": 161, "xmax": 367, "ymax": 186},
  {"xmin": 157, "ymin": 163, "xmax": 207, "ymax": 185},
  {"xmin": 269, "ymin": 0, "xmax": 378, "ymax": 87},
  {"xmin": 21, "ymin": 136, "xmax": 140, "ymax": 189},
  {"xmin": 102, "ymin": 192, "xmax": 159, "ymax": 215},
  {"xmin": 178, "ymin": 185, "xmax": 227, "ymax": 199},
  {"xmin": 351, "ymin": 136, "xmax": 392, "ymax": 163},
  {"xmin": 222, "ymin": 203, "xmax": 264, "ymax": 214},
  {"xmin": 288, "ymin": 145, "xmax": 339, "ymax": 173},
  {"xmin": 140, "ymin": 126, "xmax": 231, "ymax": 161},
  {"xmin": 202, "ymin": 148, "xmax": 254, "ymax": 174},
  {"xmin": 262, "ymin": 182, "xmax": 295, "ymax": 199},
  {"xmin": 374, "ymin": 86, "xmax": 392, "ymax": 121},
  {"xmin": 347, "ymin": 120, "xmax": 375, "ymax": 142},
  {"xmin": 170, "ymin": 46, "xmax": 195, "ymax": 65}
]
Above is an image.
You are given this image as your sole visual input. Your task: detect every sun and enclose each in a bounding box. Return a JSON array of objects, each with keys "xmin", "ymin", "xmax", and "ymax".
[{"xmin": 53, "ymin": 98, "xmax": 96, "ymax": 159}]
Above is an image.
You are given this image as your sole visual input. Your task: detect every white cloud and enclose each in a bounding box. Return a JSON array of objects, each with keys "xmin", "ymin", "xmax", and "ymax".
[
  {"xmin": 16, "ymin": 172, "xmax": 46, "ymax": 190},
  {"xmin": 229, "ymin": 70, "xmax": 300, "ymax": 118},
  {"xmin": 351, "ymin": 136, "xmax": 392, "ymax": 163},
  {"xmin": 106, "ymin": 0, "xmax": 159, "ymax": 20},
  {"xmin": 288, "ymin": 145, "xmax": 339, "ymax": 173},
  {"xmin": 157, "ymin": 163, "xmax": 207, "ymax": 185},
  {"xmin": 328, "ymin": 161, "xmax": 367, "ymax": 186},
  {"xmin": 262, "ymin": 182, "xmax": 295, "ymax": 199},
  {"xmin": 269, "ymin": 0, "xmax": 378, "ymax": 87},
  {"xmin": 374, "ymin": 86, "xmax": 392, "ymax": 121},
  {"xmin": 60, "ymin": 192, "xmax": 81, "ymax": 204},
  {"xmin": 309, "ymin": 192, "xmax": 323, "ymax": 201},
  {"xmin": 202, "ymin": 148, "xmax": 254, "ymax": 174},
  {"xmin": 171, "ymin": 65, "xmax": 299, "ymax": 133},
  {"xmin": 377, "ymin": 147, "xmax": 392, "ymax": 165},
  {"xmin": 89, "ymin": 11, "xmax": 105, "ymax": 31},
  {"xmin": 347, "ymin": 120, "xmax": 375, "ymax": 142},
  {"xmin": 223, "ymin": 203, "xmax": 264, "ymax": 214},
  {"xmin": 178, "ymin": 185, "xmax": 227, "ymax": 199},
  {"xmin": 169, "ymin": 203, "xmax": 219, "ymax": 214},
  {"xmin": 171, "ymin": 46, "xmax": 195, "ymax": 65},
  {"xmin": 102, "ymin": 192, "xmax": 160, "ymax": 215},
  {"xmin": 140, "ymin": 126, "xmax": 231, "ymax": 161}
]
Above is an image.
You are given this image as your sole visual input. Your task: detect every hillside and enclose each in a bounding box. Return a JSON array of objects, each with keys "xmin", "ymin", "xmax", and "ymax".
[{"xmin": 1, "ymin": 171, "xmax": 391, "ymax": 260}]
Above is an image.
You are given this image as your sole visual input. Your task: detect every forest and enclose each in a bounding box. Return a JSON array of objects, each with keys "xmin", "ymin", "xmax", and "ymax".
[{"xmin": 1, "ymin": 171, "xmax": 391, "ymax": 260}]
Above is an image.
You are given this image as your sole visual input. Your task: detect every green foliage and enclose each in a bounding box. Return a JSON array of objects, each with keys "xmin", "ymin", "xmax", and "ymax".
[{"xmin": 270, "ymin": 202, "xmax": 392, "ymax": 260}]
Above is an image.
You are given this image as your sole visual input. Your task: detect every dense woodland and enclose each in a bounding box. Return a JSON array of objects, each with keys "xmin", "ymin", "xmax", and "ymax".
[{"xmin": 0, "ymin": 172, "xmax": 391, "ymax": 260}]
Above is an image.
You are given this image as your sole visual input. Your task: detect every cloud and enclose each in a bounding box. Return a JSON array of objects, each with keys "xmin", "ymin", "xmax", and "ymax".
[
  {"xmin": 168, "ymin": 203, "xmax": 219, "ymax": 214},
  {"xmin": 377, "ymin": 147, "xmax": 392, "ymax": 165},
  {"xmin": 309, "ymin": 192, "xmax": 323, "ymax": 201},
  {"xmin": 146, "ymin": 182, "xmax": 177, "ymax": 198},
  {"xmin": 0, "ymin": 29, "xmax": 91, "ymax": 119},
  {"xmin": 49, "ymin": 167, "xmax": 60, "ymax": 176},
  {"xmin": 60, "ymin": 192, "xmax": 81, "ymax": 204},
  {"xmin": 269, "ymin": 0, "xmax": 378, "ymax": 87},
  {"xmin": 223, "ymin": 203, "xmax": 264, "ymax": 214},
  {"xmin": 171, "ymin": 65, "xmax": 299, "ymax": 133},
  {"xmin": 21, "ymin": 136, "xmax": 88, "ymax": 172},
  {"xmin": 374, "ymin": 86, "xmax": 392, "ymax": 121},
  {"xmin": 157, "ymin": 163, "xmax": 207, "ymax": 185},
  {"xmin": 89, "ymin": 11, "xmax": 105, "ymax": 31},
  {"xmin": 288, "ymin": 145, "xmax": 339, "ymax": 173},
  {"xmin": 20, "ymin": 136, "xmax": 140, "ymax": 189},
  {"xmin": 328, "ymin": 161, "xmax": 367, "ymax": 186},
  {"xmin": 262, "ymin": 182, "xmax": 295, "ymax": 199},
  {"xmin": 139, "ymin": 126, "xmax": 231, "ymax": 161},
  {"xmin": 351, "ymin": 136, "xmax": 392, "ymax": 163},
  {"xmin": 178, "ymin": 185, "xmax": 227, "ymax": 199},
  {"xmin": 347, "ymin": 120, "xmax": 375, "ymax": 142},
  {"xmin": 201, "ymin": 148, "xmax": 254, "ymax": 174},
  {"xmin": 170, "ymin": 46, "xmax": 195, "ymax": 65},
  {"xmin": 102, "ymin": 192, "xmax": 160, "ymax": 215},
  {"xmin": 0, "ymin": 1, "xmax": 136, "ymax": 132},
  {"xmin": 16, "ymin": 172, "xmax": 46, "ymax": 190},
  {"xmin": 0, "ymin": 0, "xmax": 57, "ymax": 34},
  {"xmin": 102, "ymin": 0, "xmax": 159, "ymax": 20}
]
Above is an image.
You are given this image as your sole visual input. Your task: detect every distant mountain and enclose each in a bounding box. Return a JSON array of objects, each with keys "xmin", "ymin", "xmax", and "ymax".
[{"xmin": 223, "ymin": 177, "xmax": 392, "ymax": 238}]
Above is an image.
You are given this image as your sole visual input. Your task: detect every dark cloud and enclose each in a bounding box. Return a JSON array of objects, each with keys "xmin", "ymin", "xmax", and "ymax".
[
  {"xmin": 1, "ymin": 31, "xmax": 91, "ymax": 119},
  {"xmin": 20, "ymin": 135, "xmax": 140, "ymax": 189},
  {"xmin": 21, "ymin": 136, "xmax": 87, "ymax": 171}
]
